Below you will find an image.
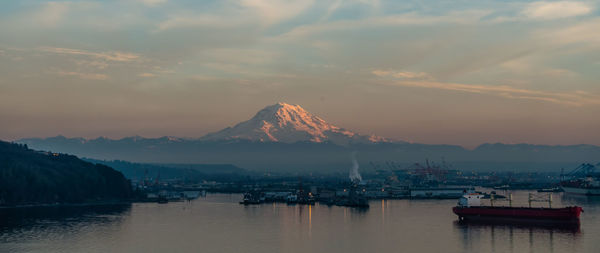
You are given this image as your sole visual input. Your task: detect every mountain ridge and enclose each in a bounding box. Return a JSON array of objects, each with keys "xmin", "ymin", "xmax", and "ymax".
[
  {"xmin": 18, "ymin": 134, "xmax": 600, "ymax": 150},
  {"xmin": 15, "ymin": 135, "xmax": 600, "ymax": 172},
  {"xmin": 12, "ymin": 102, "xmax": 600, "ymax": 172}
]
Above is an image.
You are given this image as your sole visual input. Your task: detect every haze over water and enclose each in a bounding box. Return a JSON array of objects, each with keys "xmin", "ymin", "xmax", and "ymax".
[{"xmin": 2, "ymin": 191, "xmax": 599, "ymax": 253}]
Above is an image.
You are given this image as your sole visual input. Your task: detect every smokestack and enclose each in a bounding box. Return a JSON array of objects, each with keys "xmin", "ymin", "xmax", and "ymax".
[{"xmin": 349, "ymin": 151, "xmax": 362, "ymax": 183}]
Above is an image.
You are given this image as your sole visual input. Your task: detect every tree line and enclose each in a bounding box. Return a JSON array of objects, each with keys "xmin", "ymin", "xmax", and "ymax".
[{"xmin": 0, "ymin": 141, "xmax": 133, "ymax": 206}]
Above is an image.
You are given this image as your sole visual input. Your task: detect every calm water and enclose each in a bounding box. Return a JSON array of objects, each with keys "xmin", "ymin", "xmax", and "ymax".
[{"xmin": 2, "ymin": 191, "xmax": 600, "ymax": 253}]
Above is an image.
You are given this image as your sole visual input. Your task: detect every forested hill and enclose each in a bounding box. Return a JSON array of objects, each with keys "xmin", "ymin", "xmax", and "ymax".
[
  {"xmin": 85, "ymin": 159, "xmax": 248, "ymax": 182},
  {"xmin": 0, "ymin": 141, "xmax": 133, "ymax": 206}
]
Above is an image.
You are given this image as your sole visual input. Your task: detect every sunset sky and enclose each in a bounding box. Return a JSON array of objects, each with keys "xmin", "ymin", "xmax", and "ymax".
[{"xmin": 1, "ymin": 0, "xmax": 599, "ymax": 147}]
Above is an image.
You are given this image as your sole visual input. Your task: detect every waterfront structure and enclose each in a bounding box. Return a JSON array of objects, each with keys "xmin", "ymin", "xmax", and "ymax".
[{"xmin": 410, "ymin": 187, "xmax": 474, "ymax": 199}]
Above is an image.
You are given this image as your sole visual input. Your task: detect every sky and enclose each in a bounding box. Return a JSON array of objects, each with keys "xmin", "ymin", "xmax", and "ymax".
[{"xmin": 0, "ymin": 0, "xmax": 599, "ymax": 148}]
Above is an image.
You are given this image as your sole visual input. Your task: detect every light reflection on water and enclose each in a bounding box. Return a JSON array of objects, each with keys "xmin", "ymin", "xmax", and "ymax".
[{"xmin": 1, "ymin": 191, "xmax": 600, "ymax": 253}]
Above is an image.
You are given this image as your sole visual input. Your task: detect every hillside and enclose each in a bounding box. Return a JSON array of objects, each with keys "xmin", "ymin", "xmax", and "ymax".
[
  {"xmin": 0, "ymin": 141, "xmax": 133, "ymax": 206},
  {"xmin": 85, "ymin": 159, "xmax": 249, "ymax": 182}
]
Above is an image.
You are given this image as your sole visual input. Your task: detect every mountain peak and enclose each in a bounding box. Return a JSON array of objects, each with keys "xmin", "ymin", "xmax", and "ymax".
[
  {"xmin": 201, "ymin": 102, "xmax": 388, "ymax": 145},
  {"xmin": 274, "ymin": 101, "xmax": 295, "ymax": 107}
]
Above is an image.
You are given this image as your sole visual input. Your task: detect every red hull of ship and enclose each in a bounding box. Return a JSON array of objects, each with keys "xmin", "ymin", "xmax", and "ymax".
[{"xmin": 453, "ymin": 206, "xmax": 583, "ymax": 223}]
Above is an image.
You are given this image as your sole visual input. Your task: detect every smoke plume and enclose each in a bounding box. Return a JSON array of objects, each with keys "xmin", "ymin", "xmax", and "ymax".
[{"xmin": 349, "ymin": 151, "xmax": 362, "ymax": 182}]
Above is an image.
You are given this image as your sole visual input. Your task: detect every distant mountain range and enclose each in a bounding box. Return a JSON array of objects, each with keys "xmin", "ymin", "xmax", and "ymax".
[{"xmin": 16, "ymin": 102, "xmax": 600, "ymax": 173}]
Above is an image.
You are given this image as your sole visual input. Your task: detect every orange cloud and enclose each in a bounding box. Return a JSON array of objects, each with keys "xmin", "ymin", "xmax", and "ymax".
[
  {"xmin": 38, "ymin": 47, "xmax": 139, "ymax": 62},
  {"xmin": 55, "ymin": 71, "xmax": 108, "ymax": 80},
  {"xmin": 372, "ymin": 70, "xmax": 430, "ymax": 79},
  {"xmin": 380, "ymin": 79, "xmax": 600, "ymax": 107}
]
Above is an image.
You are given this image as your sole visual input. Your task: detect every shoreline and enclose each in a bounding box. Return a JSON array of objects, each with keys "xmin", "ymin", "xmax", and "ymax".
[{"xmin": 0, "ymin": 200, "xmax": 134, "ymax": 209}]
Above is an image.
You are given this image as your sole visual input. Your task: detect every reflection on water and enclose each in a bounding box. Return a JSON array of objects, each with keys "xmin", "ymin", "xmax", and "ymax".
[
  {"xmin": 454, "ymin": 219, "xmax": 581, "ymax": 234},
  {"xmin": 1, "ymin": 193, "xmax": 600, "ymax": 253},
  {"xmin": 0, "ymin": 204, "xmax": 131, "ymax": 228},
  {"xmin": 0, "ymin": 204, "xmax": 131, "ymax": 252},
  {"xmin": 561, "ymin": 194, "xmax": 600, "ymax": 205},
  {"xmin": 0, "ymin": 204, "xmax": 131, "ymax": 232},
  {"xmin": 454, "ymin": 220, "xmax": 582, "ymax": 253}
]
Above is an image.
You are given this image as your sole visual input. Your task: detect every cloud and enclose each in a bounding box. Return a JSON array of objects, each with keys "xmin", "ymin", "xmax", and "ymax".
[
  {"xmin": 202, "ymin": 48, "xmax": 281, "ymax": 65},
  {"xmin": 156, "ymin": 15, "xmax": 248, "ymax": 31},
  {"xmin": 73, "ymin": 60, "xmax": 109, "ymax": 69},
  {"xmin": 139, "ymin": 73, "xmax": 156, "ymax": 77},
  {"xmin": 538, "ymin": 18, "xmax": 600, "ymax": 46},
  {"xmin": 38, "ymin": 47, "xmax": 140, "ymax": 62},
  {"xmin": 21, "ymin": 2, "xmax": 99, "ymax": 28},
  {"xmin": 34, "ymin": 2, "xmax": 70, "ymax": 27},
  {"xmin": 135, "ymin": 0, "xmax": 167, "ymax": 6},
  {"xmin": 240, "ymin": 0, "xmax": 315, "ymax": 25},
  {"xmin": 544, "ymin": 68, "xmax": 578, "ymax": 77},
  {"xmin": 374, "ymin": 75, "xmax": 600, "ymax": 107},
  {"xmin": 155, "ymin": 0, "xmax": 315, "ymax": 31},
  {"xmin": 276, "ymin": 10, "xmax": 492, "ymax": 39},
  {"xmin": 372, "ymin": 70, "xmax": 430, "ymax": 79},
  {"xmin": 320, "ymin": 0, "xmax": 343, "ymax": 22},
  {"xmin": 523, "ymin": 1, "xmax": 592, "ymax": 20},
  {"xmin": 54, "ymin": 71, "xmax": 108, "ymax": 80}
]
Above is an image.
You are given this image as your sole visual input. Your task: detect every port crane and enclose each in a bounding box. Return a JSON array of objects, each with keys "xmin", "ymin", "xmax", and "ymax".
[
  {"xmin": 410, "ymin": 159, "xmax": 449, "ymax": 183},
  {"xmin": 561, "ymin": 163, "xmax": 598, "ymax": 180}
]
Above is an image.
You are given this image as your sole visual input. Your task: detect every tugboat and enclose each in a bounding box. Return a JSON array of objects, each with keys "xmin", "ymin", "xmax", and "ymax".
[
  {"xmin": 335, "ymin": 181, "xmax": 369, "ymax": 208},
  {"xmin": 157, "ymin": 195, "xmax": 168, "ymax": 204},
  {"xmin": 286, "ymin": 194, "xmax": 298, "ymax": 204},
  {"xmin": 239, "ymin": 191, "xmax": 264, "ymax": 205},
  {"xmin": 453, "ymin": 193, "xmax": 582, "ymax": 223},
  {"xmin": 537, "ymin": 187, "xmax": 563, "ymax": 193}
]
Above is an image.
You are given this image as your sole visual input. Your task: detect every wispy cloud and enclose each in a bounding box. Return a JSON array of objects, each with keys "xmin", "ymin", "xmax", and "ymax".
[
  {"xmin": 54, "ymin": 71, "xmax": 108, "ymax": 80},
  {"xmin": 73, "ymin": 60, "xmax": 109, "ymax": 69},
  {"xmin": 538, "ymin": 18, "xmax": 600, "ymax": 47},
  {"xmin": 156, "ymin": 0, "xmax": 317, "ymax": 31},
  {"xmin": 135, "ymin": 0, "xmax": 168, "ymax": 7},
  {"xmin": 523, "ymin": 1, "xmax": 592, "ymax": 20},
  {"xmin": 34, "ymin": 2, "xmax": 70, "ymax": 27},
  {"xmin": 320, "ymin": 0, "xmax": 343, "ymax": 22},
  {"xmin": 138, "ymin": 72, "xmax": 155, "ymax": 77},
  {"xmin": 38, "ymin": 47, "xmax": 140, "ymax": 62},
  {"xmin": 276, "ymin": 10, "xmax": 492, "ymax": 39},
  {"xmin": 22, "ymin": 1, "xmax": 99, "ymax": 28},
  {"xmin": 375, "ymin": 75, "xmax": 600, "ymax": 107},
  {"xmin": 372, "ymin": 70, "xmax": 430, "ymax": 79},
  {"xmin": 155, "ymin": 14, "xmax": 249, "ymax": 31},
  {"xmin": 240, "ymin": 0, "xmax": 315, "ymax": 26}
]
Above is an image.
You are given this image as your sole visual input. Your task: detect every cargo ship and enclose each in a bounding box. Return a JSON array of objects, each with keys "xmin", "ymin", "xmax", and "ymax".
[
  {"xmin": 452, "ymin": 193, "xmax": 583, "ymax": 223},
  {"xmin": 561, "ymin": 184, "xmax": 600, "ymax": 196},
  {"xmin": 560, "ymin": 163, "xmax": 600, "ymax": 196}
]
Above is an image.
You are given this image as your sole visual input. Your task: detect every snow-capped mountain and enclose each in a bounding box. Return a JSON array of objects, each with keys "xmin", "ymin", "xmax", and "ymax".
[{"xmin": 200, "ymin": 102, "xmax": 388, "ymax": 145}]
